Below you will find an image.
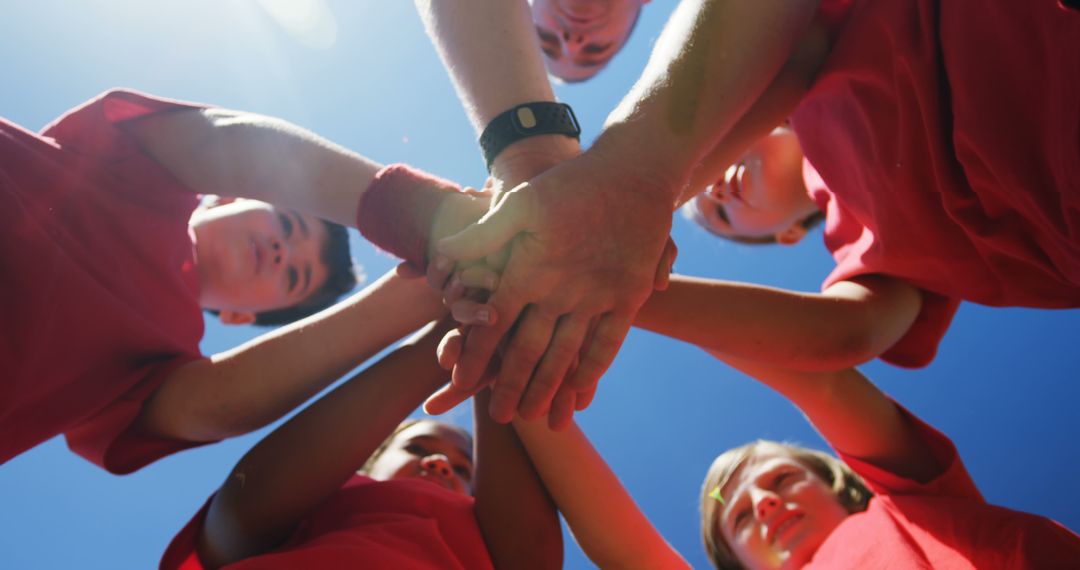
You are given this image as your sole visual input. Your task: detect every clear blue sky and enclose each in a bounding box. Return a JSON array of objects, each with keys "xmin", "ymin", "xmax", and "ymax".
[{"xmin": 1, "ymin": 1, "xmax": 1078, "ymax": 568}]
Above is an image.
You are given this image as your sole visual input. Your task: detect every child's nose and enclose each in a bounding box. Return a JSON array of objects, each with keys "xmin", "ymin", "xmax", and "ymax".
[
  {"xmin": 754, "ymin": 491, "xmax": 781, "ymax": 520},
  {"xmin": 271, "ymin": 240, "xmax": 292, "ymax": 266},
  {"xmin": 420, "ymin": 454, "xmax": 453, "ymax": 479}
]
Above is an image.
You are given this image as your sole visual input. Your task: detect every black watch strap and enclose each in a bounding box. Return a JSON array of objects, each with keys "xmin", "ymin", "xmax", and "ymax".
[{"xmin": 479, "ymin": 102, "xmax": 581, "ymax": 172}]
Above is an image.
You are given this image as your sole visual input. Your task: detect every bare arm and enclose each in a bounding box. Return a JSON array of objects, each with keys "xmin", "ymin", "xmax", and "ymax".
[
  {"xmin": 121, "ymin": 107, "xmax": 380, "ymax": 228},
  {"xmin": 431, "ymin": 0, "xmax": 822, "ymax": 428},
  {"xmin": 684, "ymin": 17, "xmax": 831, "ymax": 201},
  {"xmin": 142, "ymin": 271, "xmax": 445, "ymax": 442},
  {"xmin": 633, "ymin": 274, "xmax": 923, "ymax": 371},
  {"xmin": 473, "ymin": 390, "xmax": 562, "ymax": 570},
  {"xmin": 513, "ymin": 418, "xmax": 690, "ymax": 570},
  {"xmin": 711, "ymin": 353, "xmax": 941, "ymax": 482},
  {"xmin": 413, "ymin": 0, "xmax": 579, "ymax": 185},
  {"xmin": 597, "ymin": 0, "xmax": 822, "ymax": 194},
  {"xmin": 196, "ymin": 320, "xmax": 453, "ymax": 569}
]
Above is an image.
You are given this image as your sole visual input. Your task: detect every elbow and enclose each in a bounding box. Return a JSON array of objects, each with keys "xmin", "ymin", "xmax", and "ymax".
[
  {"xmin": 142, "ymin": 397, "xmax": 260, "ymax": 444},
  {"xmin": 805, "ymin": 293, "xmax": 922, "ymax": 372},
  {"xmin": 813, "ymin": 326, "xmax": 882, "ymax": 371}
]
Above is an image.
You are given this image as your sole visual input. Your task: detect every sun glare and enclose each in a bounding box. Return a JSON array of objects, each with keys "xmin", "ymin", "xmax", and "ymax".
[{"xmin": 255, "ymin": 0, "xmax": 338, "ymax": 50}]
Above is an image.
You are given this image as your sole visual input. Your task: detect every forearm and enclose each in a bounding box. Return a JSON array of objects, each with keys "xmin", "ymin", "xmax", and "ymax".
[
  {"xmin": 474, "ymin": 391, "xmax": 562, "ymax": 570},
  {"xmin": 125, "ymin": 108, "xmax": 381, "ymax": 228},
  {"xmin": 711, "ymin": 353, "xmax": 939, "ymax": 482},
  {"xmin": 633, "ymin": 274, "xmax": 920, "ymax": 371},
  {"xmin": 513, "ymin": 418, "xmax": 689, "ymax": 570},
  {"xmin": 413, "ymin": 0, "xmax": 579, "ymax": 181},
  {"xmin": 143, "ymin": 271, "xmax": 444, "ymax": 441},
  {"xmin": 683, "ymin": 19, "xmax": 829, "ymax": 201},
  {"xmin": 414, "ymin": 0, "xmax": 552, "ymax": 130},
  {"xmin": 598, "ymin": 0, "xmax": 820, "ymax": 199},
  {"xmin": 199, "ymin": 321, "xmax": 451, "ymax": 568}
]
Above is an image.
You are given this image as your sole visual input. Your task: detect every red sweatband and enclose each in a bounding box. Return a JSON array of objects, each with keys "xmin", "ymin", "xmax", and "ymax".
[{"xmin": 357, "ymin": 164, "xmax": 461, "ymax": 271}]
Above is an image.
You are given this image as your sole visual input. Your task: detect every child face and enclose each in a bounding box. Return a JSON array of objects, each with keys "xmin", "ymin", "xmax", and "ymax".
[
  {"xmin": 366, "ymin": 421, "xmax": 474, "ymax": 496},
  {"xmin": 531, "ymin": 0, "xmax": 647, "ymax": 82},
  {"xmin": 694, "ymin": 127, "xmax": 820, "ymax": 244},
  {"xmin": 716, "ymin": 450, "xmax": 849, "ymax": 569},
  {"xmin": 189, "ymin": 198, "xmax": 330, "ymax": 319}
]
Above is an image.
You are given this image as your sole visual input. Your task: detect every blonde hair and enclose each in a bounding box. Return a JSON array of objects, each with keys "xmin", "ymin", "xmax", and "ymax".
[{"xmin": 700, "ymin": 441, "xmax": 872, "ymax": 569}]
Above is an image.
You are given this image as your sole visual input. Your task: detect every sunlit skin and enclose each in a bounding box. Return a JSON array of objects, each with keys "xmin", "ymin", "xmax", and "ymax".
[
  {"xmin": 717, "ymin": 450, "xmax": 849, "ymax": 569},
  {"xmin": 531, "ymin": 0, "xmax": 649, "ymax": 81},
  {"xmin": 188, "ymin": 198, "xmax": 330, "ymax": 321},
  {"xmin": 693, "ymin": 126, "xmax": 821, "ymax": 244},
  {"xmin": 365, "ymin": 421, "xmax": 475, "ymax": 496}
]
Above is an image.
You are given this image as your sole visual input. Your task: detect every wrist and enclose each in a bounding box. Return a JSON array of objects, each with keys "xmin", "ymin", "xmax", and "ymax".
[
  {"xmin": 481, "ymin": 102, "xmax": 583, "ymax": 176},
  {"xmin": 356, "ymin": 164, "xmax": 461, "ymax": 271},
  {"xmin": 489, "ymin": 134, "xmax": 582, "ymax": 186},
  {"xmin": 588, "ymin": 125, "xmax": 687, "ymax": 207},
  {"xmin": 428, "ymin": 190, "xmax": 491, "ymax": 261}
]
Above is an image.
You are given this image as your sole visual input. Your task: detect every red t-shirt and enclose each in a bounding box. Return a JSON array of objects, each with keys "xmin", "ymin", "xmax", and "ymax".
[
  {"xmin": 793, "ymin": 0, "xmax": 1080, "ymax": 367},
  {"xmin": 806, "ymin": 409, "xmax": 1080, "ymax": 568},
  {"xmin": 160, "ymin": 476, "xmax": 495, "ymax": 570},
  {"xmin": 0, "ymin": 89, "xmax": 209, "ymax": 473}
]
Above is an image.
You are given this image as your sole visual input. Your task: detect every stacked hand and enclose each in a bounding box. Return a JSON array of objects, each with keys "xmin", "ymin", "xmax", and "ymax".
[{"xmin": 422, "ymin": 146, "xmax": 680, "ymax": 429}]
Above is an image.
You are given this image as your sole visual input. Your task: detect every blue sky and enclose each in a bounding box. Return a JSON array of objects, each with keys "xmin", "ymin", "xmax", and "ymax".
[{"xmin": 2, "ymin": 1, "xmax": 1078, "ymax": 568}]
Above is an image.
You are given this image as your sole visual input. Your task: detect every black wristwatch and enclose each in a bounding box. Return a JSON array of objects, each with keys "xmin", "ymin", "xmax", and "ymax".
[{"xmin": 479, "ymin": 102, "xmax": 581, "ymax": 172}]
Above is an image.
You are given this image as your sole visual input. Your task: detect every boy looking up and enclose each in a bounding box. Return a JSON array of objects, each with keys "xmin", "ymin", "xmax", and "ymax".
[{"xmin": 2, "ymin": 89, "xmax": 477, "ymax": 473}]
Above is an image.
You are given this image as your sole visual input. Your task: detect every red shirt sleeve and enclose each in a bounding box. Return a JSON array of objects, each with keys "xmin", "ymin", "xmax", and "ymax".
[
  {"xmin": 835, "ymin": 403, "xmax": 984, "ymax": 502},
  {"xmin": 806, "ymin": 159, "xmax": 960, "ymax": 369},
  {"xmin": 160, "ymin": 494, "xmax": 214, "ymax": 570},
  {"xmin": 47, "ymin": 89, "xmax": 215, "ymax": 474},
  {"xmin": 42, "ymin": 88, "xmax": 204, "ymax": 151},
  {"xmin": 64, "ymin": 354, "xmax": 214, "ymax": 475}
]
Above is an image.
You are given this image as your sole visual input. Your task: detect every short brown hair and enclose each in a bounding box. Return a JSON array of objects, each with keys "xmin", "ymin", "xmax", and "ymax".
[{"xmin": 700, "ymin": 441, "xmax": 872, "ymax": 569}]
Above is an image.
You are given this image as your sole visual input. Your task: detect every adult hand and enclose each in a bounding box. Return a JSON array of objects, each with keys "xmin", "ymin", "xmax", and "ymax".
[
  {"xmin": 434, "ymin": 145, "xmax": 680, "ymax": 425},
  {"xmin": 424, "ymin": 137, "xmax": 578, "ymax": 292},
  {"xmin": 430, "ymin": 234, "xmax": 678, "ymax": 427}
]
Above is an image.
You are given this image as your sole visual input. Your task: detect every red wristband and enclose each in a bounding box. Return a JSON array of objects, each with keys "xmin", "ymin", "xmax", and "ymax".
[{"xmin": 356, "ymin": 164, "xmax": 461, "ymax": 271}]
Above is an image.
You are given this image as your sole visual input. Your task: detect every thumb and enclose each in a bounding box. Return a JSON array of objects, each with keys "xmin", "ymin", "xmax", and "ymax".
[
  {"xmin": 653, "ymin": 236, "xmax": 678, "ymax": 291},
  {"xmin": 424, "ymin": 382, "xmax": 480, "ymax": 415},
  {"xmin": 437, "ymin": 187, "xmax": 530, "ymax": 262}
]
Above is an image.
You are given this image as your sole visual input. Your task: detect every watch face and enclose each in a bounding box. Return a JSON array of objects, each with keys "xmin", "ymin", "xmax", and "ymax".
[
  {"xmin": 515, "ymin": 106, "xmax": 538, "ymax": 129},
  {"xmin": 481, "ymin": 102, "xmax": 582, "ymax": 170}
]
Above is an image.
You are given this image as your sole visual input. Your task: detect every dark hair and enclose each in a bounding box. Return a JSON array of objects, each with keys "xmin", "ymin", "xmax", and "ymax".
[
  {"xmin": 205, "ymin": 220, "xmax": 357, "ymax": 326},
  {"xmin": 685, "ymin": 198, "xmax": 826, "ymax": 245},
  {"xmin": 358, "ymin": 419, "xmax": 475, "ymax": 475},
  {"xmin": 253, "ymin": 220, "xmax": 356, "ymax": 325}
]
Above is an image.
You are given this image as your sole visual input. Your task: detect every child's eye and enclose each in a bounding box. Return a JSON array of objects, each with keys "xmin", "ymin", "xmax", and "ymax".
[
  {"xmin": 714, "ymin": 203, "xmax": 731, "ymax": 224},
  {"xmin": 279, "ymin": 213, "xmax": 294, "ymax": 238},
  {"xmin": 453, "ymin": 465, "xmax": 472, "ymax": 480},
  {"xmin": 775, "ymin": 472, "xmax": 792, "ymax": 486},
  {"xmin": 287, "ymin": 266, "xmax": 299, "ymax": 292},
  {"xmin": 732, "ymin": 508, "xmax": 750, "ymax": 532},
  {"xmin": 404, "ymin": 443, "xmax": 428, "ymax": 456}
]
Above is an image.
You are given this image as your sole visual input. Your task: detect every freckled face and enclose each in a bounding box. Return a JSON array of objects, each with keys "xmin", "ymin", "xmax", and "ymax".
[
  {"xmin": 532, "ymin": 0, "xmax": 646, "ymax": 81},
  {"xmin": 189, "ymin": 199, "xmax": 329, "ymax": 314},
  {"xmin": 718, "ymin": 451, "xmax": 849, "ymax": 569},
  {"xmin": 366, "ymin": 422, "xmax": 474, "ymax": 496}
]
